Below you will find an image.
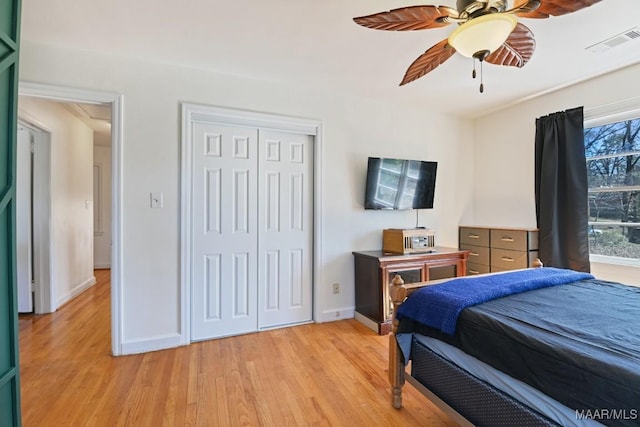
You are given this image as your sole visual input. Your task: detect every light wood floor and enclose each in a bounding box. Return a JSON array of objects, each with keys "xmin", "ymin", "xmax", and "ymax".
[{"xmin": 19, "ymin": 270, "xmax": 456, "ymax": 426}]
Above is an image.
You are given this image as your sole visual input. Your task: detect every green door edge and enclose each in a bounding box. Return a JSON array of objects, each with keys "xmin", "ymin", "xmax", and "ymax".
[{"xmin": 0, "ymin": 0, "xmax": 22, "ymax": 425}]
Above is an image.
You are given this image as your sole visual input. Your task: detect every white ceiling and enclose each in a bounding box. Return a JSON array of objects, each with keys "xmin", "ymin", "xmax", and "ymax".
[
  {"xmin": 63, "ymin": 102, "xmax": 112, "ymax": 133},
  {"xmin": 20, "ymin": 0, "xmax": 640, "ymax": 118}
]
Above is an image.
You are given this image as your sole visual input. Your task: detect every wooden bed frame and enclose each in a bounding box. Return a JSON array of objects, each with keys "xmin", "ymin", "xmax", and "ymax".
[{"xmin": 388, "ymin": 260, "xmax": 546, "ymax": 426}]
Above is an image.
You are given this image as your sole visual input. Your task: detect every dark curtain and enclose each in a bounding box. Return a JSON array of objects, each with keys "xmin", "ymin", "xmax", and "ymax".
[{"xmin": 534, "ymin": 106, "xmax": 591, "ymax": 272}]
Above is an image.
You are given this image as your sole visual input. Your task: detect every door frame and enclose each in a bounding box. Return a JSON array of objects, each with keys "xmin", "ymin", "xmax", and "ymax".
[
  {"xmin": 19, "ymin": 82, "xmax": 125, "ymax": 356},
  {"xmin": 180, "ymin": 103, "xmax": 323, "ymax": 344},
  {"xmin": 16, "ymin": 121, "xmax": 52, "ymax": 314},
  {"xmin": 15, "ymin": 126, "xmax": 34, "ymax": 313}
]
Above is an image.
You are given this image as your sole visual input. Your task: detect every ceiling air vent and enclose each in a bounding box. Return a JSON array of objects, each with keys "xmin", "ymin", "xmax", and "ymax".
[{"xmin": 586, "ymin": 27, "xmax": 640, "ymax": 53}]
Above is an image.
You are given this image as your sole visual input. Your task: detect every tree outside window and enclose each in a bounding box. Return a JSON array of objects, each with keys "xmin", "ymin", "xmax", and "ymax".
[{"xmin": 585, "ymin": 118, "xmax": 640, "ymax": 261}]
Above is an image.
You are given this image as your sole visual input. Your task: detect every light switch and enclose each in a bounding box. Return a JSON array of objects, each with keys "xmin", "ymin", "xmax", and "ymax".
[{"xmin": 150, "ymin": 192, "xmax": 163, "ymax": 208}]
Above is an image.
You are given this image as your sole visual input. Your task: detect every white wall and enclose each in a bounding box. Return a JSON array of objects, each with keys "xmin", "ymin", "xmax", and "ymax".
[
  {"xmin": 18, "ymin": 96, "xmax": 96, "ymax": 309},
  {"xmin": 94, "ymin": 141, "xmax": 112, "ymax": 269},
  {"xmin": 19, "ymin": 41, "xmax": 474, "ymax": 351},
  {"xmin": 473, "ymin": 63, "xmax": 640, "ymax": 284}
]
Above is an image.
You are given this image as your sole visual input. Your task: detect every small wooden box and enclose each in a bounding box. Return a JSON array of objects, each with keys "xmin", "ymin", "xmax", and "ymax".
[{"xmin": 383, "ymin": 228, "xmax": 436, "ymax": 254}]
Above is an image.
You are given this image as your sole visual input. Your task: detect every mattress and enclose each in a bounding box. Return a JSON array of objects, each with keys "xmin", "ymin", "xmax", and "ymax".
[
  {"xmin": 398, "ymin": 278, "xmax": 640, "ymax": 427},
  {"xmin": 412, "ymin": 334, "xmax": 603, "ymax": 427}
]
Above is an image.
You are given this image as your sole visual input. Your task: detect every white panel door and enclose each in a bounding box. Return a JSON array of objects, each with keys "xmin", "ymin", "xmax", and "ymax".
[
  {"xmin": 191, "ymin": 123, "xmax": 258, "ymax": 340},
  {"xmin": 17, "ymin": 129, "xmax": 33, "ymax": 313},
  {"xmin": 258, "ymin": 130, "xmax": 313, "ymax": 328}
]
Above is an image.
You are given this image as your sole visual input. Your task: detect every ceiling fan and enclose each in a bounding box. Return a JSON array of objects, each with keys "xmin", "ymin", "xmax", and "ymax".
[{"xmin": 353, "ymin": 0, "xmax": 603, "ymax": 92}]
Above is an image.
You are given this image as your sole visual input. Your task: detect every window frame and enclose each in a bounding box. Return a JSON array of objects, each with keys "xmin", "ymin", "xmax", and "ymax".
[
  {"xmin": 373, "ymin": 159, "xmax": 420, "ymax": 209},
  {"xmin": 584, "ymin": 99, "xmax": 640, "ymax": 267}
]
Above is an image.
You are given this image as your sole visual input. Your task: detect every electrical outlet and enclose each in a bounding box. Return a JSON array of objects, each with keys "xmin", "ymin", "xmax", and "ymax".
[{"xmin": 332, "ymin": 283, "xmax": 340, "ymax": 294}]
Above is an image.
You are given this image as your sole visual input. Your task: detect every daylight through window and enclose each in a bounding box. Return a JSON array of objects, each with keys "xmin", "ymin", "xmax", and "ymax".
[{"xmin": 585, "ymin": 116, "xmax": 640, "ymax": 263}]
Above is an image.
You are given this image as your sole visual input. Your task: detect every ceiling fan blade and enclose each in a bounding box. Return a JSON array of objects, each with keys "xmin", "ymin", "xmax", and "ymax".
[
  {"xmin": 400, "ymin": 39, "xmax": 456, "ymax": 86},
  {"xmin": 353, "ymin": 5, "xmax": 457, "ymax": 31},
  {"xmin": 514, "ymin": 0, "xmax": 603, "ymax": 19},
  {"xmin": 485, "ymin": 23, "xmax": 535, "ymax": 68}
]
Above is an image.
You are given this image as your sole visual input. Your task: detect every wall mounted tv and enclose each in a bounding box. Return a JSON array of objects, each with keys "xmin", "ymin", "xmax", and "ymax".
[{"xmin": 364, "ymin": 157, "xmax": 437, "ymax": 210}]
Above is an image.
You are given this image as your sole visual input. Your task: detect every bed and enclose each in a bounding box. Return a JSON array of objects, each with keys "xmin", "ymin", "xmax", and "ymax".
[{"xmin": 387, "ymin": 266, "xmax": 640, "ymax": 427}]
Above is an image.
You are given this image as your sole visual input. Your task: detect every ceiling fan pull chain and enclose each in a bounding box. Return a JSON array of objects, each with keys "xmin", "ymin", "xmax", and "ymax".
[
  {"xmin": 472, "ymin": 58, "xmax": 477, "ymax": 79},
  {"xmin": 479, "ymin": 59, "xmax": 484, "ymax": 93}
]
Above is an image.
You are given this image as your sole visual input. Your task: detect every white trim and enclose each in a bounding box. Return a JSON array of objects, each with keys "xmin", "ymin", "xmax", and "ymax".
[
  {"xmin": 586, "ymin": 150, "xmax": 640, "ymax": 162},
  {"xmin": 180, "ymin": 105, "xmax": 193, "ymax": 346},
  {"xmin": 318, "ymin": 307, "xmax": 355, "ymax": 323},
  {"xmin": 589, "ymin": 221, "xmax": 640, "ymax": 227},
  {"xmin": 19, "ymin": 82, "xmax": 125, "ymax": 356},
  {"xmin": 17, "ymin": 120, "xmax": 54, "ymax": 314},
  {"xmin": 55, "ymin": 276, "xmax": 96, "ymax": 308},
  {"xmin": 584, "ymin": 95, "xmax": 640, "ymax": 270},
  {"xmin": 588, "ymin": 185, "xmax": 640, "ymax": 194},
  {"xmin": 354, "ymin": 311, "xmax": 378, "ymax": 333},
  {"xmin": 18, "ymin": 82, "xmax": 119, "ymax": 105},
  {"xmin": 93, "ymin": 162, "xmax": 103, "ymax": 234},
  {"xmin": 313, "ymin": 123, "xmax": 324, "ymax": 328},
  {"xmin": 185, "ymin": 103, "xmax": 320, "ymax": 136},
  {"xmin": 584, "ymin": 95, "xmax": 640, "ymax": 127},
  {"xmin": 121, "ymin": 333, "xmax": 183, "ymax": 355},
  {"xmin": 94, "ymin": 263, "xmax": 111, "ymax": 269},
  {"xmin": 111, "ymin": 93, "xmax": 124, "ymax": 356},
  {"xmin": 180, "ymin": 103, "xmax": 323, "ymax": 344},
  {"xmin": 590, "ymin": 254, "xmax": 640, "ymax": 267}
]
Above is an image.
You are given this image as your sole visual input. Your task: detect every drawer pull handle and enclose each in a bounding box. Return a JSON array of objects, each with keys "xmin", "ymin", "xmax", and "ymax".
[
  {"xmin": 469, "ymin": 252, "xmax": 479, "ymax": 256},
  {"xmin": 469, "ymin": 269, "xmax": 480, "ymax": 274},
  {"xmin": 501, "ymin": 256, "xmax": 515, "ymax": 262},
  {"xmin": 501, "ymin": 237, "xmax": 515, "ymax": 242},
  {"xmin": 468, "ymin": 234, "xmax": 480, "ymax": 239}
]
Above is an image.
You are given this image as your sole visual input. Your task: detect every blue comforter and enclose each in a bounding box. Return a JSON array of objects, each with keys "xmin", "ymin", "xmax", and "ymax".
[{"xmin": 395, "ymin": 267, "xmax": 594, "ymax": 335}]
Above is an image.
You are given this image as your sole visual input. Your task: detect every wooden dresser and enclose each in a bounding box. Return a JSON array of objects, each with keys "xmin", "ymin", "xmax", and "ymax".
[
  {"xmin": 459, "ymin": 226, "xmax": 539, "ymax": 275},
  {"xmin": 353, "ymin": 247, "xmax": 469, "ymax": 335}
]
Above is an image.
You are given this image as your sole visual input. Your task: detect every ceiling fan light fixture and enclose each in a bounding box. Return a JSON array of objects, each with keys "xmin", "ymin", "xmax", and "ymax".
[{"xmin": 448, "ymin": 13, "xmax": 517, "ymax": 58}]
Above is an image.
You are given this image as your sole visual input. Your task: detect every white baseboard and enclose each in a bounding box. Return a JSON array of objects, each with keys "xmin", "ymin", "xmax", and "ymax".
[
  {"xmin": 317, "ymin": 306, "xmax": 355, "ymax": 323},
  {"xmin": 55, "ymin": 275, "xmax": 97, "ymax": 309},
  {"xmin": 94, "ymin": 263, "xmax": 111, "ymax": 269},
  {"xmin": 121, "ymin": 333, "xmax": 184, "ymax": 355},
  {"xmin": 354, "ymin": 311, "xmax": 379, "ymax": 333}
]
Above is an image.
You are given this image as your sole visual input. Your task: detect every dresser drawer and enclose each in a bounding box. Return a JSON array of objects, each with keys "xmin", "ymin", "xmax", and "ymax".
[
  {"xmin": 459, "ymin": 227, "xmax": 490, "ymax": 247},
  {"xmin": 490, "ymin": 229, "xmax": 530, "ymax": 251},
  {"xmin": 466, "ymin": 261, "xmax": 490, "ymax": 275},
  {"xmin": 460, "ymin": 244, "xmax": 489, "ymax": 266},
  {"xmin": 491, "ymin": 248, "xmax": 529, "ymax": 270}
]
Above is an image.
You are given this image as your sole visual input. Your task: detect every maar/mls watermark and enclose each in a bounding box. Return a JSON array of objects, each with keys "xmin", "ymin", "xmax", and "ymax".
[{"xmin": 576, "ymin": 408, "xmax": 638, "ymax": 421}]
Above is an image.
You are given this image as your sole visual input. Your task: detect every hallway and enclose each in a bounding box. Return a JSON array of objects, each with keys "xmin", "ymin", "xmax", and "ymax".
[{"xmin": 19, "ymin": 269, "xmax": 112, "ymax": 424}]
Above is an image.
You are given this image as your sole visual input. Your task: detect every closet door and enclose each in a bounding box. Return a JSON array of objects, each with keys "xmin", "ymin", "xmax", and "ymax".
[
  {"xmin": 191, "ymin": 123, "xmax": 258, "ymax": 340},
  {"xmin": 258, "ymin": 130, "xmax": 313, "ymax": 328}
]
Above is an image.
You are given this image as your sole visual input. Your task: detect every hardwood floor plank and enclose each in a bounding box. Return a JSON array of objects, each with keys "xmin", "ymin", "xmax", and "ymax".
[{"xmin": 19, "ymin": 270, "xmax": 456, "ymax": 426}]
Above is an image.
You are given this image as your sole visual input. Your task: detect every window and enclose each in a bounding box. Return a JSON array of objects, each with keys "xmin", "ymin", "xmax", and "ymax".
[{"xmin": 585, "ymin": 113, "xmax": 640, "ymax": 264}]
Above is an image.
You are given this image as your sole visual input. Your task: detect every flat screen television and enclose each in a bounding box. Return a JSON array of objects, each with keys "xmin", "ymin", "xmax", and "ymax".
[{"xmin": 364, "ymin": 157, "xmax": 437, "ymax": 210}]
